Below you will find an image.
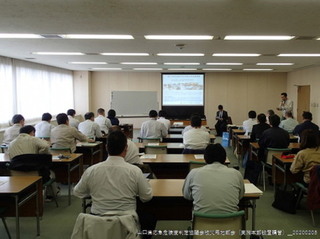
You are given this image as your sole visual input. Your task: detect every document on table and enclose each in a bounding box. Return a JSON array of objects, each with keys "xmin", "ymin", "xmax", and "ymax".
[
  {"xmin": 140, "ymin": 154, "xmax": 157, "ymax": 159},
  {"xmin": 0, "ymin": 180, "xmax": 7, "ymax": 187},
  {"xmin": 245, "ymin": 183, "xmax": 263, "ymax": 195},
  {"xmin": 194, "ymin": 154, "xmax": 204, "ymax": 159},
  {"xmin": 147, "ymin": 143, "xmax": 160, "ymax": 146}
]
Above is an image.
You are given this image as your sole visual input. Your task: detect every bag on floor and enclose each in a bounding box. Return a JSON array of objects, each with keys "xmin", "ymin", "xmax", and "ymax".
[{"xmin": 272, "ymin": 184, "xmax": 298, "ymax": 214}]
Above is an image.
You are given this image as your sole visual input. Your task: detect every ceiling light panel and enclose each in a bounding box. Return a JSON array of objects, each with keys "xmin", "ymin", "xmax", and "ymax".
[
  {"xmin": 224, "ymin": 35, "xmax": 294, "ymax": 40},
  {"xmin": 202, "ymin": 68, "xmax": 232, "ymax": 71},
  {"xmin": 206, "ymin": 63, "xmax": 243, "ymax": 65},
  {"xmin": 0, "ymin": 33, "xmax": 43, "ymax": 39},
  {"xmin": 213, "ymin": 53, "xmax": 261, "ymax": 57},
  {"xmin": 101, "ymin": 53, "xmax": 149, "ymax": 56},
  {"xmin": 164, "ymin": 63, "xmax": 200, "ymax": 65},
  {"xmin": 59, "ymin": 34, "xmax": 134, "ymax": 39},
  {"xmin": 145, "ymin": 35, "xmax": 213, "ymax": 40},
  {"xmin": 243, "ymin": 68, "xmax": 273, "ymax": 71},
  {"xmin": 91, "ymin": 68, "xmax": 122, "ymax": 70},
  {"xmin": 256, "ymin": 63, "xmax": 294, "ymax": 65},
  {"xmin": 278, "ymin": 54, "xmax": 320, "ymax": 57},
  {"xmin": 133, "ymin": 68, "xmax": 163, "ymax": 70},
  {"xmin": 168, "ymin": 68, "xmax": 197, "ymax": 71},
  {"xmin": 121, "ymin": 62, "xmax": 157, "ymax": 65},
  {"xmin": 69, "ymin": 62, "xmax": 107, "ymax": 64},
  {"xmin": 158, "ymin": 53, "xmax": 204, "ymax": 56},
  {"xmin": 32, "ymin": 52, "xmax": 85, "ymax": 55}
]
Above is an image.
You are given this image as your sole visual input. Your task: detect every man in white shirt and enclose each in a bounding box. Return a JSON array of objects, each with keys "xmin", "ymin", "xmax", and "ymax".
[
  {"xmin": 183, "ymin": 115, "xmax": 210, "ymax": 153},
  {"xmin": 79, "ymin": 112, "xmax": 103, "ymax": 139},
  {"xmin": 2, "ymin": 114, "xmax": 25, "ymax": 144},
  {"xmin": 277, "ymin": 92, "xmax": 293, "ymax": 119},
  {"xmin": 67, "ymin": 109, "xmax": 80, "ymax": 129},
  {"xmin": 95, "ymin": 108, "xmax": 112, "ymax": 134},
  {"xmin": 35, "ymin": 113, "xmax": 55, "ymax": 138},
  {"xmin": 183, "ymin": 143, "xmax": 244, "ymax": 214},
  {"xmin": 157, "ymin": 110, "xmax": 171, "ymax": 132},
  {"xmin": 140, "ymin": 110, "xmax": 168, "ymax": 138},
  {"xmin": 8, "ymin": 125, "xmax": 50, "ymax": 159},
  {"xmin": 51, "ymin": 113, "xmax": 89, "ymax": 152},
  {"xmin": 73, "ymin": 130, "xmax": 153, "ymax": 236},
  {"xmin": 279, "ymin": 111, "xmax": 299, "ymax": 133},
  {"xmin": 243, "ymin": 110, "xmax": 258, "ymax": 136}
]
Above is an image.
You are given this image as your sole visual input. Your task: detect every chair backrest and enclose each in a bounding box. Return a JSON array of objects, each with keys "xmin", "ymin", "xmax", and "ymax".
[
  {"xmin": 0, "ymin": 144, "xmax": 8, "ymax": 153},
  {"xmin": 145, "ymin": 145, "xmax": 167, "ymax": 154},
  {"xmin": 139, "ymin": 137, "xmax": 161, "ymax": 143},
  {"xmin": 266, "ymin": 148, "xmax": 291, "ymax": 165},
  {"xmin": 189, "ymin": 161, "xmax": 206, "ymax": 171},
  {"xmin": 8, "ymin": 154, "xmax": 52, "ymax": 183},
  {"xmin": 192, "ymin": 210, "xmax": 245, "ymax": 239},
  {"xmin": 227, "ymin": 116, "xmax": 233, "ymax": 125},
  {"xmin": 50, "ymin": 147, "xmax": 72, "ymax": 154}
]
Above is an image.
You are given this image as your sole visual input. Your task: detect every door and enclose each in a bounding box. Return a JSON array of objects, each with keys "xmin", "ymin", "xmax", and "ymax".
[{"xmin": 297, "ymin": 85, "xmax": 310, "ymax": 122}]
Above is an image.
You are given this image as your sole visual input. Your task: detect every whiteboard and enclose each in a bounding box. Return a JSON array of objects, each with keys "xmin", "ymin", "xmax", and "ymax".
[{"xmin": 111, "ymin": 91, "xmax": 159, "ymax": 117}]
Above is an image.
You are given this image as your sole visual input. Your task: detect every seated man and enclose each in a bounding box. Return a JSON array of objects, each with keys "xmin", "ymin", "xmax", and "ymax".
[
  {"xmin": 95, "ymin": 108, "xmax": 112, "ymax": 134},
  {"xmin": 51, "ymin": 113, "xmax": 89, "ymax": 152},
  {"xmin": 215, "ymin": 105, "xmax": 228, "ymax": 137},
  {"xmin": 67, "ymin": 109, "xmax": 80, "ymax": 129},
  {"xmin": 2, "ymin": 114, "xmax": 25, "ymax": 144},
  {"xmin": 107, "ymin": 109, "xmax": 120, "ymax": 126},
  {"xmin": 8, "ymin": 125, "xmax": 50, "ymax": 159},
  {"xmin": 293, "ymin": 111, "xmax": 319, "ymax": 138},
  {"xmin": 35, "ymin": 112, "xmax": 55, "ymax": 138},
  {"xmin": 243, "ymin": 110, "xmax": 257, "ymax": 136},
  {"xmin": 157, "ymin": 110, "xmax": 171, "ymax": 132},
  {"xmin": 183, "ymin": 143, "xmax": 244, "ymax": 213},
  {"xmin": 183, "ymin": 115, "xmax": 210, "ymax": 154},
  {"xmin": 250, "ymin": 113, "xmax": 270, "ymax": 142},
  {"xmin": 140, "ymin": 110, "xmax": 168, "ymax": 139},
  {"xmin": 73, "ymin": 131, "xmax": 153, "ymax": 235},
  {"xmin": 279, "ymin": 111, "xmax": 298, "ymax": 133},
  {"xmin": 79, "ymin": 112, "xmax": 103, "ymax": 139}
]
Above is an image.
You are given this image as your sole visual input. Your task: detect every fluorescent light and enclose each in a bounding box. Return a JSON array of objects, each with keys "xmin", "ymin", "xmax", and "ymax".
[
  {"xmin": 206, "ymin": 63, "xmax": 243, "ymax": 65},
  {"xmin": 213, "ymin": 53, "xmax": 260, "ymax": 57},
  {"xmin": 121, "ymin": 62, "xmax": 157, "ymax": 65},
  {"xmin": 91, "ymin": 68, "xmax": 122, "ymax": 70},
  {"xmin": 133, "ymin": 68, "xmax": 163, "ymax": 70},
  {"xmin": 69, "ymin": 62, "xmax": 107, "ymax": 64},
  {"xmin": 0, "ymin": 33, "xmax": 43, "ymax": 39},
  {"xmin": 224, "ymin": 35, "xmax": 294, "ymax": 40},
  {"xmin": 59, "ymin": 34, "xmax": 134, "ymax": 39},
  {"xmin": 202, "ymin": 68, "xmax": 232, "ymax": 71},
  {"xmin": 257, "ymin": 63, "xmax": 294, "ymax": 66},
  {"xmin": 101, "ymin": 53, "xmax": 149, "ymax": 56},
  {"xmin": 145, "ymin": 35, "xmax": 213, "ymax": 40},
  {"xmin": 168, "ymin": 68, "xmax": 197, "ymax": 71},
  {"xmin": 243, "ymin": 68, "xmax": 273, "ymax": 71},
  {"xmin": 278, "ymin": 54, "xmax": 320, "ymax": 57},
  {"xmin": 32, "ymin": 52, "xmax": 84, "ymax": 55},
  {"xmin": 164, "ymin": 63, "xmax": 200, "ymax": 65},
  {"xmin": 158, "ymin": 53, "xmax": 204, "ymax": 56}
]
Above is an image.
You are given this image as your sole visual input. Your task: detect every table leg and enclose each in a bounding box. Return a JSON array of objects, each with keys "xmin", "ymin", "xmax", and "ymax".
[
  {"xmin": 251, "ymin": 199, "xmax": 256, "ymax": 231},
  {"xmin": 68, "ymin": 164, "xmax": 71, "ymax": 206}
]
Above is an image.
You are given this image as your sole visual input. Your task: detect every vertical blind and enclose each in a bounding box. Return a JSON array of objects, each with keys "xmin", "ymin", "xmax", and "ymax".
[{"xmin": 0, "ymin": 56, "xmax": 74, "ymax": 127}]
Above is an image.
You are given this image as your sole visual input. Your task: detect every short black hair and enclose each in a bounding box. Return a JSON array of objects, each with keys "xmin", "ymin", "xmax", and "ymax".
[
  {"xmin": 158, "ymin": 110, "xmax": 167, "ymax": 118},
  {"xmin": 257, "ymin": 113, "xmax": 267, "ymax": 124},
  {"xmin": 300, "ymin": 129, "xmax": 320, "ymax": 150},
  {"xmin": 42, "ymin": 113, "xmax": 52, "ymax": 121},
  {"xmin": 218, "ymin": 105, "xmax": 223, "ymax": 110},
  {"xmin": 204, "ymin": 143, "xmax": 226, "ymax": 164},
  {"xmin": 67, "ymin": 109, "xmax": 76, "ymax": 116},
  {"xmin": 285, "ymin": 111, "xmax": 293, "ymax": 118},
  {"xmin": 108, "ymin": 109, "xmax": 116, "ymax": 118},
  {"xmin": 248, "ymin": 110, "xmax": 256, "ymax": 119},
  {"xmin": 149, "ymin": 110, "xmax": 158, "ymax": 118},
  {"xmin": 191, "ymin": 115, "xmax": 202, "ymax": 127},
  {"xmin": 97, "ymin": 108, "xmax": 105, "ymax": 114},
  {"xmin": 107, "ymin": 131, "xmax": 127, "ymax": 155},
  {"xmin": 56, "ymin": 113, "xmax": 68, "ymax": 125},
  {"xmin": 84, "ymin": 112, "xmax": 94, "ymax": 120},
  {"xmin": 281, "ymin": 92, "xmax": 287, "ymax": 97},
  {"xmin": 302, "ymin": 111, "xmax": 312, "ymax": 120},
  {"xmin": 269, "ymin": 114, "xmax": 281, "ymax": 127},
  {"xmin": 267, "ymin": 109, "xmax": 275, "ymax": 116},
  {"xmin": 20, "ymin": 125, "xmax": 35, "ymax": 134},
  {"xmin": 12, "ymin": 114, "xmax": 24, "ymax": 124}
]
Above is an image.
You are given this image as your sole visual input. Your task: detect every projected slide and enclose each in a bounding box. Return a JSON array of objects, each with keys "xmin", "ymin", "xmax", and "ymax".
[{"xmin": 162, "ymin": 74, "xmax": 204, "ymax": 106}]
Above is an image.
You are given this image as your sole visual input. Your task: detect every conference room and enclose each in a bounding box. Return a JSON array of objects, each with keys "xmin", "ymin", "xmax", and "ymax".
[{"xmin": 1, "ymin": 0, "xmax": 320, "ymax": 238}]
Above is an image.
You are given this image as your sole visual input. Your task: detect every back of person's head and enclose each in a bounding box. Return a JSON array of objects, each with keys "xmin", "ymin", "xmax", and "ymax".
[
  {"xmin": 204, "ymin": 143, "xmax": 226, "ymax": 164},
  {"xmin": 42, "ymin": 113, "xmax": 52, "ymax": 121},
  {"xmin": 149, "ymin": 110, "xmax": 158, "ymax": 118},
  {"xmin": 269, "ymin": 114, "xmax": 281, "ymax": 127},
  {"xmin": 302, "ymin": 111, "xmax": 312, "ymax": 121},
  {"xmin": 12, "ymin": 114, "xmax": 25, "ymax": 124},
  {"xmin": 84, "ymin": 112, "xmax": 94, "ymax": 120},
  {"xmin": 56, "ymin": 113, "xmax": 68, "ymax": 125},
  {"xmin": 218, "ymin": 105, "xmax": 223, "ymax": 110},
  {"xmin": 285, "ymin": 111, "xmax": 293, "ymax": 119},
  {"xmin": 300, "ymin": 129, "xmax": 320, "ymax": 150},
  {"xmin": 248, "ymin": 110, "xmax": 256, "ymax": 119},
  {"xmin": 281, "ymin": 92, "xmax": 287, "ymax": 98},
  {"xmin": 108, "ymin": 109, "xmax": 116, "ymax": 118},
  {"xmin": 191, "ymin": 115, "xmax": 202, "ymax": 127},
  {"xmin": 20, "ymin": 125, "xmax": 35, "ymax": 134},
  {"xmin": 108, "ymin": 125, "xmax": 121, "ymax": 134},
  {"xmin": 267, "ymin": 109, "xmax": 275, "ymax": 116},
  {"xmin": 97, "ymin": 108, "xmax": 105, "ymax": 115},
  {"xmin": 67, "ymin": 109, "xmax": 76, "ymax": 116},
  {"xmin": 257, "ymin": 113, "xmax": 267, "ymax": 124},
  {"xmin": 158, "ymin": 110, "xmax": 167, "ymax": 118},
  {"xmin": 107, "ymin": 130, "xmax": 127, "ymax": 155}
]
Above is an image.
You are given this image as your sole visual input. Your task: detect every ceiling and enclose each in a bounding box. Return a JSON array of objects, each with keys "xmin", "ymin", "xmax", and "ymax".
[{"xmin": 1, "ymin": 0, "xmax": 320, "ymax": 72}]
